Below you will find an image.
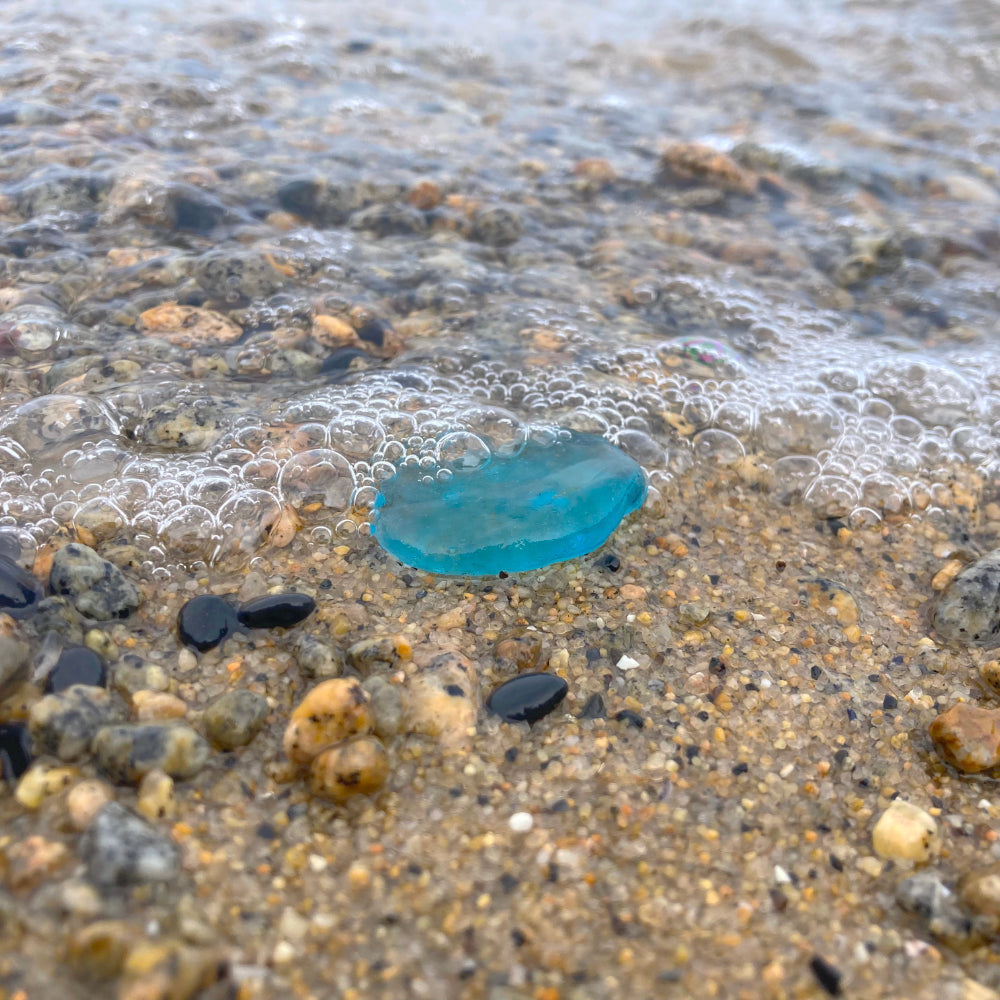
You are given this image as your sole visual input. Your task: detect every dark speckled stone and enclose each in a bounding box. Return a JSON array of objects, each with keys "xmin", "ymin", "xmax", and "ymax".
[{"xmin": 486, "ymin": 672, "xmax": 568, "ymax": 724}]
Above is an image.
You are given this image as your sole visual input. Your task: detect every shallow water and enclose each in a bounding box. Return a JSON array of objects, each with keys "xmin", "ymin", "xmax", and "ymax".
[{"xmin": 1, "ymin": 0, "xmax": 999, "ymax": 571}]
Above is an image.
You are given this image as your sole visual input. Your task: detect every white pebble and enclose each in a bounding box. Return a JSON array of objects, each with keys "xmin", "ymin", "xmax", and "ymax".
[
  {"xmin": 872, "ymin": 799, "xmax": 939, "ymax": 863},
  {"xmin": 616, "ymin": 654, "xmax": 639, "ymax": 670},
  {"xmin": 509, "ymin": 811, "xmax": 534, "ymax": 832}
]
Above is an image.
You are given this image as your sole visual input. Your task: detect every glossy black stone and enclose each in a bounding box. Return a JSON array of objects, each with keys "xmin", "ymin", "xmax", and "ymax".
[
  {"xmin": 486, "ymin": 672, "xmax": 568, "ymax": 724},
  {"xmin": 0, "ymin": 554, "xmax": 42, "ymax": 619},
  {"xmin": 46, "ymin": 645, "xmax": 106, "ymax": 692},
  {"xmin": 237, "ymin": 593, "xmax": 316, "ymax": 630},
  {"xmin": 0, "ymin": 722, "xmax": 32, "ymax": 781},
  {"xmin": 178, "ymin": 594, "xmax": 239, "ymax": 652},
  {"xmin": 577, "ymin": 693, "xmax": 607, "ymax": 720}
]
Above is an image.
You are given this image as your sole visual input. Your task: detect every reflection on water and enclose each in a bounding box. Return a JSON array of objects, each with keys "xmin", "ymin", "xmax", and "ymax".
[{"xmin": 0, "ymin": 0, "xmax": 998, "ymax": 567}]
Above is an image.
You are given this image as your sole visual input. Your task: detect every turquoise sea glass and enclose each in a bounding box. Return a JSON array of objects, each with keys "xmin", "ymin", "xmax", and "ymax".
[{"xmin": 372, "ymin": 431, "xmax": 647, "ymax": 575}]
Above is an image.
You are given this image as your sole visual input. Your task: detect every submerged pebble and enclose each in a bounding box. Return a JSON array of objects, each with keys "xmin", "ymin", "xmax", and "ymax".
[
  {"xmin": 92, "ymin": 723, "xmax": 210, "ymax": 784},
  {"xmin": 487, "ymin": 672, "xmax": 568, "ymax": 724},
  {"xmin": 309, "ymin": 734, "xmax": 389, "ymax": 802},
  {"xmin": 928, "ymin": 703, "xmax": 1000, "ymax": 773},
  {"xmin": 203, "ymin": 689, "xmax": 270, "ymax": 750},
  {"xmin": 0, "ymin": 555, "xmax": 42, "ymax": 619},
  {"xmin": 79, "ymin": 802, "xmax": 180, "ymax": 887},
  {"xmin": 871, "ymin": 799, "xmax": 938, "ymax": 863},
  {"xmin": 177, "ymin": 594, "xmax": 239, "ymax": 652},
  {"xmin": 29, "ymin": 684, "xmax": 122, "ymax": 761},
  {"xmin": 0, "ymin": 721, "xmax": 32, "ymax": 780},
  {"xmin": 372, "ymin": 431, "xmax": 646, "ymax": 576},
  {"xmin": 932, "ymin": 549, "xmax": 1000, "ymax": 646},
  {"xmin": 237, "ymin": 592, "xmax": 316, "ymax": 630},
  {"xmin": 283, "ymin": 678, "xmax": 374, "ymax": 765},
  {"xmin": 49, "ymin": 544, "xmax": 141, "ymax": 621},
  {"xmin": 45, "ymin": 645, "xmax": 105, "ymax": 693}
]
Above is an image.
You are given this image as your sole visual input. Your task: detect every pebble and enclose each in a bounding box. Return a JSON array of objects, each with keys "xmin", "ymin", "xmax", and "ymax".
[
  {"xmin": 177, "ymin": 594, "xmax": 240, "ymax": 652},
  {"xmin": 309, "ymin": 734, "xmax": 389, "ymax": 803},
  {"xmin": 66, "ymin": 920, "xmax": 139, "ymax": 980},
  {"xmin": 494, "ymin": 630, "xmax": 544, "ymax": 673},
  {"xmin": 283, "ymin": 678, "xmax": 374, "ymax": 765},
  {"xmin": 468, "ymin": 206, "xmax": 524, "ymax": 247},
  {"xmin": 237, "ymin": 592, "xmax": 316, "ymax": 630},
  {"xmin": 958, "ymin": 863, "xmax": 1000, "ymax": 934},
  {"xmin": 362, "ymin": 674, "xmax": 404, "ymax": 740},
  {"xmin": 933, "ymin": 549, "xmax": 1000, "ymax": 646},
  {"xmin": 29, "ymin": 684, "xmax": 122, "ymax": 761},
  {"xmin": 929, "ymin": 703, "xmax": 1000, "ymax": 773},
  {"xmin": 872, "ymin": 799, "xmax": 939, "ymax": 863},
  {"xmin": 49, "ymin": 543, "xmax": 141, "ymax": 620},
  {"xmin": 192, "ymin": 248, "xmax": 287, "ymax": 301},
  {"xmin": 487, "ymin": 672, "xmax": 568, "ymax": 724},
  {"xmin": 119, "ymin": 939, "xmax": 226, "ymax": 1000},
  {"xmin": 0, "ymin": 721, "xmax": 32, "ymax": 780},
  {"xmin": 0, "ymin": 631, "xmax": 29, "ymax": 695},
  {"xmin": 203, "ymin": 689, "xmax": 269, "ymax": 749},
  {"xmin": 136, "ymin": 768, "xmax": 176, "ymax": 821},
  {"xmin": 347, "ymin": 635, "xmax": 405, "ymax": 674},
  {"xmin": 29, "ymin": 596, "xmax": 85, "ymax": 643},
  {"xmin": 578, "ymin": 692, "xmax": 607, "ymax": 720},
  {"xmin": 404, "ymin": 650, "xmax": 478, "ymax": 746},
  {"xmin": 3, "ymin": 835, "xmax": 70, "ymax": 891},
  {"xmin": 509, "ymin": 811, "xmax": 533, "ymax": 832},
  {"xmin": 92, "ymin": 723, "xmax": 210, "ymax": 784},
  {"xmin": 373, "ymin": 431, "xmax": 646, "ymax": 575},
  {"xmin": 14, "ymin": 763, "xmax": 76, "ymax": 809},
  {"xmin": 45, "ymin": 644, "xmax": 105, "ymax": 692},
  {"xmin": 79, "ymin": 801, "xmax": 180, "ymax": 887},
  {"xmin": 659, "ymin": 141, "xmax": 758, "ymax": 195},
  {"xmin": 896, "ymin": 870, "xmax": 979, "ymax": 949},
  {"xmin": 132, "ymin": 689, "xmax": 187, "ymax": 721},
  {"xmin": 0, "ymin": 554, "xmax": 42, "ymax": 619},
  {"xmin": 138, "ymin": 302, "xmax": 243, "ymax": 347},
  {"xmin": 67, "ymin": 779, "xmax": 114, "ymax": 831},
  {"xmin": 293, "ymin": 633, "xmax": 345, "ymax": 680},
  {"xmin": 110, "ymin": 654, "xmax": 169, "ymax": 697}
]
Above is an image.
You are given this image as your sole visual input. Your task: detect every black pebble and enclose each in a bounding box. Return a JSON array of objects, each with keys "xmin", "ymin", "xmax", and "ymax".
[
  {"xmin": 578, "ymin": 693, "xmax": 607, "ymax": 719},
  {"xmin": 487, "ymin": 672, "xmax": 568, "ymax": 724},
  {"xmin": 809, "ymin": 955, "xmax": 843, "ymax": 997},
  {"xmin": 46, "ymin": 645, "xmax": 105, "ymax": 692},
  {"xmin": 237, "ymin": 592, "xmax": 316, "ymax": 630},
  {"xmin": 0, "ymin": 554, "xmax": 42, "ymax": 619},
  {"xmin": 614, "ymin": 709, "xmax": 645, "ymax": 729},
  {"xmin": 883, "ymin": 693, "xmax": 898, "ymax": 710},
  {"xmin": 0, "ymin": 722, "xmax": 32, "ymax": 781},
  {"xmin": 178, "ymin": 594, "xmax": 239, "ymax": 652},
  {"xmin": 595, "ymin": 552, "xmax": 621, "ymax": 572}
]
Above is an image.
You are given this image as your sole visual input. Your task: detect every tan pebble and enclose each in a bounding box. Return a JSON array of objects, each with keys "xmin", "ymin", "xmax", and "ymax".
[
  {"xmin": 407, "ymin": 180, "xmax": 442, "ymax": 210},
  {"xmin": 856, "ymin": 856, "xmax": 884, "ymax": 878},
  {"xmin": 15, "ymin": 763, "xmax": 77, "ymax": 809},
  {"xmin": 137, "ymin": 769, "xmax": 176, "ymax": 821},
  {"xmin": 84, "ymin": 629, "xmax": 118, "ymax": 660},
  {"xmin": 311, "ymin": 314, "xmax": 357, "ymax": 347},
  {"xmin": 120, "ymin": 940, "xmax": 224, "ymax": 1000},
  {"xmin": 872, "ymin": 799, "xmax": 939, "ymax": 863},
  {"xmin": 3, "ymin": 835, "xmax": 70, "ymax": 891},
  {"xmin": 67, "ymin": 779, "xmax": 114, "ymax": 831},
  {"xmin": 435, "ymin": 602, "xmax": 472, "ymax": 630},
  {"xmin": 132, "ymin": 690, "xmax": 188, "ymax": 721},
  {"xmin": 981, "ymin": 661, "xmax": 1000, "ymax": 697},
  {"xmin": 138, "ymin": 303, "xmax": 242, "ymax": 347},
  {"xmin": 548, "ymin": 648, "xmax": 569, "ymax": 671},
  {"xmin": 619, "ymin": 584, "xmax": 647, "ymax": 602},
  {"xmin": 66, "ymin": 919, "xmax": 138, "ymax": 980},
  {"xmin": 959, "ymin": 863, "xmax": 1000, "ymax": 935},
  {"xmin": 267, "ymin": 502, "xmax": 302, "ymax": 546},
  {"xmin": 962, "ymin": 979, "xmax": 1000, "ymax": 1000},
  {"xmin": 405, "ymin": 650, "xmax": 478, "ymax": 747},
  {"xmin": 659, "ymin": 141, "xmax": 758, "ymax": 194},
  {"xmin": 929, "ymin": 704, "xmax": 1000, "ymax": 773},
  {"xmin": 933, "ymin": 559, "xmax": 966, "ymax": 591},
  {"xmin": 494, "ymin": 630, "xmax": 543, "ymax": 672},
  {"xmin": 309, "ymin": 735, "xmax": 389, "ymax": 803},
  {"xmin": 573, "ymin": 157, "xmax": 617, "ymax": 184},
  {"xmin": 283, "ymin": 677, "xmax": 374, "ymax": 765}
]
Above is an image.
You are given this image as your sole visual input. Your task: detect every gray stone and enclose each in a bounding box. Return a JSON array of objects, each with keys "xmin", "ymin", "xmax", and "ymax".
[
  {"xmin": 29, "ymin": 684, "xmax": 123, "ymax": 761},
  {"xmin": 203, "ymin": 690, "xmax": 269, "ymax": 750},
  {"xmin": 933, "ymin": 549, "xmax": 1000, "ymax": 647},
  {"xmin": 193, "ymin": 249, "xmax": 286, "ymax": 301},
  {"xmin": 363, "ymin": 674, "xmax": 404, "ymax": 740},
  {"xmin": 896, "ymin": 871, "xmax": 981, "ymax": 949},
  {"xmin": 109, "ymin": 654, "xmax": 169, "ymax": 698},
  {"xmin": 49, "ymin": 543, "xmax": 141, "ymax": 621},
  {"xmin": 294, "ymin": 633, "xmax": 345, "ymax": 680},
  {"xmin": 29, "ymin": 596, "xmax": 85, "ymax": 643},
  {"xmin": 0, "ymin": 633, "xmax": 29, "ymax": 695},
  {"xmin": 346, "ymin": 636, "xmax": 398, "ymax": 675},
  {"xmin": 79, "ymin": 802, "xmax": 180, "ymax": 887},
  {"xmin": 92, "ymin": 724, "xmax": 210, "ymax": 784}
]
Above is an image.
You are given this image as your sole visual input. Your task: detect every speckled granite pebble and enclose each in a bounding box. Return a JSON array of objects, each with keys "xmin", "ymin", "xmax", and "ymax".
[
  {"xmin": 293, "ymin": 633, "xmax": 345, "ymax": 680},
  {"xmin": 78, "ymin": 801, "xmax": 180, "ymax": 887},
  {"xmin": 29, "ymin": 684, "xmax": 122, "ymax": 761},
  {"xmin": 404, "ymin": 650, "xmax": 478, "ymax": 746},
  {"xmin": 91, "ymin": 723, "xmax": 210, "ymax": 783},
  {"xmin": 933, "ymin": 549, "xmax": 1000, "ymax": 646},
  {"xmin": 48, "ymin": 543, "xmax": 141, "ymax": 621},
  {"xmin": 896, "ymin": 871, "xmax": 980, "ymax": 949},
  {"xmin": 203, "ymin": 690, "xmax": 269, "ymax": 749}
]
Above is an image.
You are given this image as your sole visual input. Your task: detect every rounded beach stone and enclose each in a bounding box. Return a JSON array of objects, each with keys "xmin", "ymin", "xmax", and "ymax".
[
  {"xmin": 49, "ymin": 543, "xmax": 141, "ymax": 620},
  {"xmin": 933, "ymin": 549, "xmax": 1000, "ymax": 646},
  {"xmin": 203, "ymin": 689, "xmax": 269, "ymax": 749},
  {"xmin": 0, "ymin": 554, "xmax": 42, "ymax": 619},
  {"xmin": 79, "ymin": 801, "xmax": 180, "ymax": 887},
  {"xmin": 66, "ymin": 920, "xmax": 139, "ymax": 980},
  {"xmin": 493, "ymin": 630, "xmax": 544, "ymax": 673},
  {"xmin": 958, "ymin": 863, "xmax": 1000, "ymax": 932},
  {"xmin": 896, "ymin": 870, "xmax": 980, "ymax": 949},
  {"xmin": 294, "ymin": 633, "xmax": 345, "ymax": 680},
  {"xmin": 309, "ymin": 735, "xmax": 389, "ymax": 803},
  {"xmin": 91, "ymin": 723, "xmax": 210, "ymax": 784},
  {"xmin": 362, "ymin": 675, "xmax": 404, "ymax": 740},
  {"xmin": 872, "ymin": 799, "xmax": 939, "ymax": 863},
  {"xmin": 29, "ymin": 685, "xmax": 121, "ymax": 761},
  {"xmin": 177, "ymin": 594, "xmax": 240, "ymax": 652},
  {"xmin": 67, "ymin": 779, "xmax": 114, "ymax": 831},
  {"xmin": 136, "ymin": 768, "xmax": 176, "ymax": 821},
  {"xmin": 237, "ymin": 592, "xmax": 316, "ymax": 630},
  {"xmin": 928, "ymin": 703, "xmax": 1000, "ymax": 773},
  {"xmin": 45, "ymin": 645, "xmax": 105, "ymax": 693},
  {"xmin": 487, "ymin": 672, "xmax": 568, "ymax": 724},
  {"xmin": 283, "ymin": 678, "xmax": 374, "ymax": 765},
  {"xmin": 0, "ymin": 632, "xmax": 30, "ymax": 696},
  {"xmin": 404, "ymin": 650, "xmax": 478, "ymax": 746}
]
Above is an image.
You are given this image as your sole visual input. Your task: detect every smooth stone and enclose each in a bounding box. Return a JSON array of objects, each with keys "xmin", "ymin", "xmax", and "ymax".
[
  {"xmin": 372, "ymin": 431, "xmax": 646, "ymax": 576},
  {"xmin": 45, "ymin": 645, "xmax": 105, "ymax": 693},
  {"xmin": 309, "ymin": 735, "xmax": 389, "ymax": 803},
  {"xmin": 362, "ymin": 675, "xmax": 404, "ymax": 740},
  {"xmin": 49, "ymin": 543, "xmax": 141, "ymax": 620},
  {"xmin": 0, "ymin": 633, "xmax": 30, "ymax": 695},
  {"xmin": 0, "ymin": 722, "xmax": 32, "ymax": 781},
  {"xmin": 237, "ymin": 592, "xmax": 316, "ymax": 630},
  {"xmin": 283, "ymin": 678, "xmax": 374, "ymax": 765},
  {"xmin": 928, "ymin": 703, "xmax": 1000, "ymax": 773},
  {"xmin": 578, "ymin": 692, "xmax": 607, "ymax": 720},
  {"xmin": 896, "ymin": 871, "xmax": 980, "ymax": 950},
  {"xmin": 203, "ymin": 690, "xmax": 270, "ymax": 750},
  {"xmin": 0, "ymin": 554, "xmax": 42, "ymax": 619},
  {"xmin": 404, "ymin": 650, "xmax": 478, "ymax": 746},
  {"xmin": 293, "ymin": 633, "xmax": 345, "ymax": 680},
  {"xmin": 29, "ymin": 684, "xmax": 122, "ymax": 761},
  {"xmin": 494, "ymin": 630, "xmax": 544, "ymax": 673},
  {"xmin": 487, "ymin": 672, "xmax": 568, "ymax": 724},
  {"xmin": 92, "ymin": 723, "xmax": 210, "ymax": 784},
  {"xmin": 177, "ymin": 594, "xmax": 239, "ymax": 652},
  {"xmin": 933, "ymin": 549, "xmax": 1000, "ymax": 646},
  {"xmin": 872, "ymin": 799, "xmax": 939, "ymax": 863},
  {"xmin": 109, "ymin": 654, "xmax": 169, "ymax": 697},
  {"xmin": 79, "ymin": 801, "xmax": 180, "ymax": 887}
]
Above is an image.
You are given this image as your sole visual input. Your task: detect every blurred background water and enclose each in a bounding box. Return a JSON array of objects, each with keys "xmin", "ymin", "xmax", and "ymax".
[{"xmin": 0, "ymin": 0, "xmax": 998, "ymax": 572}]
